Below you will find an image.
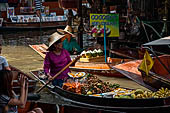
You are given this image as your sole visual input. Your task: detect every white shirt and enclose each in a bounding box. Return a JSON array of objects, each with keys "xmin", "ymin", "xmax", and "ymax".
[{"xmin": 0, "ymin": 56, "xmax": 9, "ymax": 70}]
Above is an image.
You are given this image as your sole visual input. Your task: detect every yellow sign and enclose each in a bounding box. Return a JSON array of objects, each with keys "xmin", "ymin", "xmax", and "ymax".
[
  {"xmin": 139, "ymin": 50, "xmax": 154, "ymax": 75},
  {"xmin": 90, "ymin": 14, "xmax": 119, "ymax": 37}
]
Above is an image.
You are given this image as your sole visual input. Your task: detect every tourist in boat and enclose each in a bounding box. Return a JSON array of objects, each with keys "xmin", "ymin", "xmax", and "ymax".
[
  {"xmin": 44, "ymin": 32, "xmax": 72, "ymax": 87},
  {"xmin": 58, "ymin": 25, "xmax": 83, "ymax": 55},
  {"xmin": 0, "ymin": 70, "xmax": 43, "ymax": 113},
  {"xmin": 0, "ymin": 43, "xmax": 10, "ymax": 70}
]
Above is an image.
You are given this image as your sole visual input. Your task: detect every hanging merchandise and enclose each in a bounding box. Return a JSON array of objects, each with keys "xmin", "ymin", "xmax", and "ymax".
[{"xmin": 7, "ymin": 7, "xmax": 14, "ymax": 18}]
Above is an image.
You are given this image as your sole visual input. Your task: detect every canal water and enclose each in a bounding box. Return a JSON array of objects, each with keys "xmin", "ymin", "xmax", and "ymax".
[
  {"xmin": 1, "ymin": 29, "xmax": 149, "ymax": 91},
  {"xmin": 1, "ymin": 29, "xmax": 57, "ymax": 73}
]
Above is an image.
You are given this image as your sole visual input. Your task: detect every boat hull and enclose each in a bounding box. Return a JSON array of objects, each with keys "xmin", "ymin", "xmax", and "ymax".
[
  {"xmin": 51, "ymin": 86, "xmax": 170, "ymax": 112},
  {"xmin": 0, "ymin": 21, "xmax": 66, "ymax": 31},
  {"xmin": 30, "ymin": 70, "xmax": 170, "ymax": 112},
  {"xmin": 139, "ymin": 55, "xmax": 170, "ymax": 90},
  {"xmin": 139, "ymin": 69, "xmax": 170, "ymax": 90}
]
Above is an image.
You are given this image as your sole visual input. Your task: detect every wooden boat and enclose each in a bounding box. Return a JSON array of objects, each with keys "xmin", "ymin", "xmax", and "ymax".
[
  {"xmin": 139, "ymin": 55, "xmax": 170, "ymax": 90},
  {"xmin": 111, "ymin": 60, "xmax": 157, "ymax": 91},
  {"xmin": 70, "ymin": 58, "xmax": 132, "ymax": 77},
  {"xmin": 10, "ymin": 65, "xmax": 37, "ymax": 94},
  {"xmin": 138, "ymin": 36, "xmax": 170, "ymax": 90},
  {"xmin": 30, "ymin": 70, "xmax": 170, "ymax": 112},
  {"xmin": 18, "ymin": 101, "xmax": 58, "ymax": 113},
  {"xmin": 111, "ymin": 54, "xmax": 170, "ymax": 91},
  {"xmin": 0, "ymin": 21, "xmax": 66, "ymax": 31}
]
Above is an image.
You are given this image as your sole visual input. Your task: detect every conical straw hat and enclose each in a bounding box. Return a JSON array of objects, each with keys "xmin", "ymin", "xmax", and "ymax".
[
  {"xmin": 58, "ymin": 25, "xmax": 75, "ymax": 37},
  {"xmin": 47, "ymin": 32, "xmax": 65, "ymax": 50}
]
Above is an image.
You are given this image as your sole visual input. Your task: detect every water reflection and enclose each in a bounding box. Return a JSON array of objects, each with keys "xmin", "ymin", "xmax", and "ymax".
[{"xmin": 1, "ymin": 29, "xmax": 57, "ymax": 46}]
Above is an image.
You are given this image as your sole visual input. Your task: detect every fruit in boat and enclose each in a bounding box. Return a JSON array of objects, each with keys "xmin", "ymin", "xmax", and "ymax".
[
  {"xmin": 85, "ymin": 51, "xmax": 92, "ymax": 58},
  {"xmin": 87, "ymin": 91, "xmax": 92, "ymax": 95},
  {"xmin": 97, "ymin": 49, "xmax": 104, "ymax": 56},
  {"xmin": 134, "ymin": 89, "xmax": 144, "ymax": 95}
]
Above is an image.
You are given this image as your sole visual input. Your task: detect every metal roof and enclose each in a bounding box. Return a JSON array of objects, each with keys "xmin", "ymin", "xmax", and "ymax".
[{"xmin": 143, "ymin": 36, "xmax": 170, "ymax": 46}]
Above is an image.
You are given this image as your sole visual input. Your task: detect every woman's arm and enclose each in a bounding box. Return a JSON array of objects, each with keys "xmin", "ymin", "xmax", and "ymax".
[
  {"xmin": 20, "ymin": 78, "xmax": 28, "ymax": 108},
  {"xmin": 8, "ymin": 75, "xmax": 27, "ymax": 107},
  {"xmin": 44, "ymin": 53, "xmax": 53, "ymax": 80},
  {"xmin": 3, "ymin": 58, "xmax": 11, "ymax": 70},
  {"xmin": 43, "ymin": 53, "xmax": 50, "ymax": 75}
]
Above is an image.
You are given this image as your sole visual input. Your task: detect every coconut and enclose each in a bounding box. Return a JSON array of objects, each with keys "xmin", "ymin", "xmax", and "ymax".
[
  {"xmin": 85, "ymin": 50, "xmax": 92, "ymax": 58},
  {"xmin": 97, "ymin": 49, "xmax": 104, "ymax": 56},
  {"xmin": 92, "ymin": 50, "xmax": 97, "ymax": 57},
  {"xmin": 81, "ymin": 51, "xmax": 86, "ymax": 58}
]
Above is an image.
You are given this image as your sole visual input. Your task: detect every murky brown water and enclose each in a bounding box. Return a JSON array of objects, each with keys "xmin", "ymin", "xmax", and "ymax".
[
  {"xmin": 1, "ymin": 29, "xmax": 59, "ymax": 73},
  {"xmin": 3, "ymin": 46, "xmax": 44, "ymax": 73}
]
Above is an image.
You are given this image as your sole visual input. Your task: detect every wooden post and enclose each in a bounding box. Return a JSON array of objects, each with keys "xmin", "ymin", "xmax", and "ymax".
[{"xmin": 78, "ymin": 0, "xmax": 83, "ymax": 48}]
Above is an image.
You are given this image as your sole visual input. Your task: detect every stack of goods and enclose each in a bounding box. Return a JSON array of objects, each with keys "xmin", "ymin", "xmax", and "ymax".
[
  {"xmin": 62, "ymin": 73, "xmax": 120, "ymax": 95},
  {"xmin": 91, "ymin": 87, "xmax": 170, "ymax": 99},
  {"xmin": 81, "ymin": 49, "xmax": 104, "ymax": 58},
  {"xmin": 80, "ymin": 49, "xmax": 104, "ymax": 62},
  {"xmin": 81, "ymin": 74, "xmax": 120, "ymax": 95},
  {"xmin": 130, "ymin": 87, "xmax": 170, "ymax": 99}
]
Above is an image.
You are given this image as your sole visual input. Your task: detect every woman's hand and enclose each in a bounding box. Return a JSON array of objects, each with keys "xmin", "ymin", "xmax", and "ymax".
[
  {"xmin": 46, "ymin": 73, "xmax": 53, "ymax": 81},
  {"xmin": 19, "ymin": 74, "xmax": 27, "ymax": 88},
  {"xmin": 48, "ymin": 76, "xmax": 53, "ymax": 81}
]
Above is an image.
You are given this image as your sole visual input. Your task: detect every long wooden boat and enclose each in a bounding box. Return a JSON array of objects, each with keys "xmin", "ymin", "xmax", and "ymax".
[
  {"xmin": 51, "ymin": 86, "xmax": 170, "ymax": 112},
  {"xmin": 70, "ymin": 58, "xmax": 132, "ymax": 78},
  {"xmin": 10, "ymin": 65, "xmax": 37, "ymax": 94},
  {"xmin": 30, "ymin": 70, "xmax": 170, "ymax": 112},
  {"xmin": 111, "ymin": 60, "xmax": 157, "ymax": 91},
  {"xmin": 0, "ymin": 21, "xmax": 66, "ymax": 31}
]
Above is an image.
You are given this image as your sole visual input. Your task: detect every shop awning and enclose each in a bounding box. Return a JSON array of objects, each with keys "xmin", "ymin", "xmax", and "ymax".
[{"xmin": 143, "ymin": 36, "xmax": 170, "ymax": 46}]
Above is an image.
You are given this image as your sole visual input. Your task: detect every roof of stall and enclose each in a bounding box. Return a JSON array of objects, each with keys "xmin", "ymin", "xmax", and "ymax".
[{"xmin": 143, "ymin": 36, "xmax": 170, "ymax": 46}]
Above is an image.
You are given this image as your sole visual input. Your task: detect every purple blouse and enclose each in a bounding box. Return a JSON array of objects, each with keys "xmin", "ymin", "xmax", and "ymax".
[{"xmin": 43, "ymin": 49, "xmax": 72, "ymax": 80}]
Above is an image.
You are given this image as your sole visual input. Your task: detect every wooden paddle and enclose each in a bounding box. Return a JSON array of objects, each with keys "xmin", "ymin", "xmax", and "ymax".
[{"xmin": 36, "ymin": 55, "xmax": 82, "ymax": 93}]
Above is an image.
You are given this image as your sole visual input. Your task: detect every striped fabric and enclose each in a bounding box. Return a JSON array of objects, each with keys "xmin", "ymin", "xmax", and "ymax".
[{"xmin": 35, "ymin": 0, "xmax": 42, "ymax": 10}]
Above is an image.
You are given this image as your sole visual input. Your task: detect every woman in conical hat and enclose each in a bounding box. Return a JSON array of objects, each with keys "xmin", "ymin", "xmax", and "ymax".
[
  {"xmin": 44, "ymin": 32, "xmax": 72, "ymax": 87},
  {"xmin": 58, "ymin": 25, "xmax": 83, "ymax": 55}
]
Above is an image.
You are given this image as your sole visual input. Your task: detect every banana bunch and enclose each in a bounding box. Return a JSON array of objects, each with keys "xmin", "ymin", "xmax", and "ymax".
[
  {"xmin": 153, "ymin": 87, "xmax": 170, "ymax": 98},
  {"xmin": 131, "ymin": 89, "xmax": 153, "ymax": 99},
  {"xmin": 131, "ymin": 87, "xmax": 170, "ymax": 99}
]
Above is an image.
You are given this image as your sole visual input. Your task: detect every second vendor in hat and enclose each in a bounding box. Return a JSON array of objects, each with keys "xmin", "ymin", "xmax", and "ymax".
[{"xmin": 58, "ymin": 25, "xmax": 83, "ymax": 55}]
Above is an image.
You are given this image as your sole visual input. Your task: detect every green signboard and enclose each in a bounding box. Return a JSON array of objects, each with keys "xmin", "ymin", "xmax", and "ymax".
[{"xmin": 90, "ymin": 13, "xmax": 119, "ymax": 37}]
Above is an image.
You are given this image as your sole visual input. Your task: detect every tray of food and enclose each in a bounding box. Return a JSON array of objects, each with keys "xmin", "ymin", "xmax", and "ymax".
[{"xmin": 68, "ymin": 72, "xmax": 86, "ymax": 78}]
